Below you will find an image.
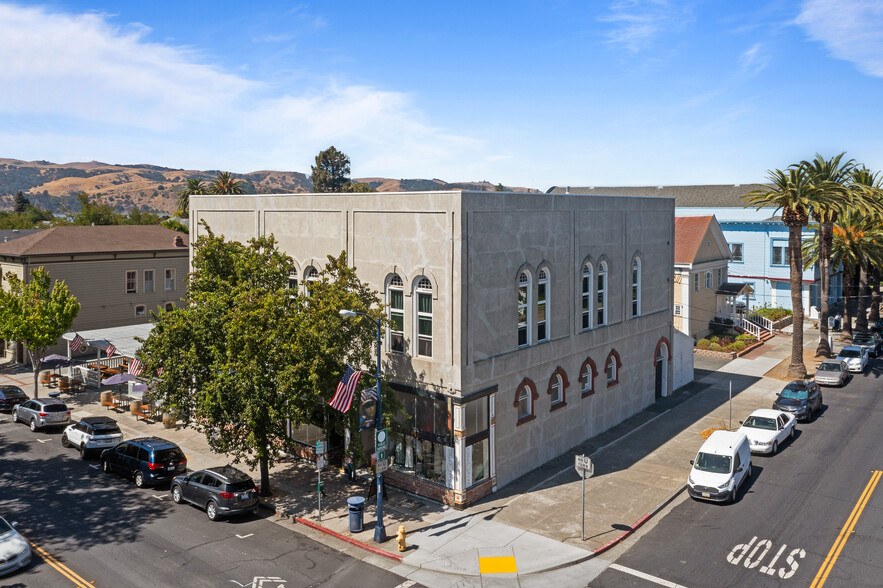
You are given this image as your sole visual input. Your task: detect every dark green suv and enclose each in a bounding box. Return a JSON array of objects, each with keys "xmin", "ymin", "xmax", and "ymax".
[{"xmin": 100, "ymin": 437, "xmax": 187, "ymax": 487}]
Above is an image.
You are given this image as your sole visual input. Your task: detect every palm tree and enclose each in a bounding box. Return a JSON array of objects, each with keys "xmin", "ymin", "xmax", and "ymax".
[
  {"xmin": 847, "ymin": 168, "xmax": 883, "ymax": 333},
  {"xmin": 800, "ymin": 153, "xmax": 854, "ymax": 357},
  {"xmin": 176, "ymin": 178, "xmax": 206, "ymax": 216},
  {"xmin": 744, "ymin": 168, "xmax": 827, "ymax": 379},
  {"xmin": 209, "ymin": 171, "xmax": 245, "ymax": 195}
]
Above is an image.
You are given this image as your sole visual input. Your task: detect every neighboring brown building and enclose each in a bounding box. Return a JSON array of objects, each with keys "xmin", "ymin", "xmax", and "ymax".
[{"xmin": 0, "ymin": 225, "xmax": 189, "ymax": 364}]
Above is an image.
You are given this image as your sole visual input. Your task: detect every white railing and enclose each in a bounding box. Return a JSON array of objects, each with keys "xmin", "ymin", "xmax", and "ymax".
[
  {"xmin": 748, "ymin": 311, "xmax": 775, "ymax": 334},
  {"xmin": 735, "ymin": 316, "xmax": 763, "ymax": 339}
]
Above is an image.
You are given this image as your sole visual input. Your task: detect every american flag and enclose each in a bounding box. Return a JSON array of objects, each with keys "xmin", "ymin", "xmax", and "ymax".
[
  {"xmin": 157, "ymin": 367, "xmax": 164, "ymax": 375},
  {"xmin": 70, "ymin": 334, "xmax": 85, "ymax": 351},
  {"xmin": 361, "ymin": 385, "xmax": 378, "ymax": 403},
  {"xmin": 105, "ymin": 344, "xmax": 116, "ymax": 358},
  {"xmin": 129, "ymin": 358, "xmax": 143, "ymax": 376},
  {"xmin": 329, "ymin": 365, "xmax": 362, "ymax": 413}
]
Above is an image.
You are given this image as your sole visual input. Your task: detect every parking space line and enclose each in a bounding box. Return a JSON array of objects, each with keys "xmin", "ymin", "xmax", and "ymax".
[
  {"xmin": 810, "ymin": 469, "xmax": 882, "ymax": 588},
  {"xmin": 25, "ymin": 537, "xmax": 93, "ymax": 587},
  {"xmin": 609, "ymin": 563, "xmax": 687, "ymax": 587}
]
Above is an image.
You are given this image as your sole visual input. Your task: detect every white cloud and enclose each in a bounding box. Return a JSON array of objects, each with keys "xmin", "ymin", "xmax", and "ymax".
[
  {"xmin": 599, "ymin": 0, "xmax": 691, "ymax": 53},
  {"xmin": 739, "ymin": 43, "xmax": 768, "ymax": 75},
  {"xmin": 0, "ymin": 3, "xmax": 484, "ymax": 179},
  {"xmin": 795, "ymin": 0, "xmax": 883, "ymax": 77}
]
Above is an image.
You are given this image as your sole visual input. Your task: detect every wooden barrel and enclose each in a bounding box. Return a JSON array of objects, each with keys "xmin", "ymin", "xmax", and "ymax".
[
  {"xmin": 100, "ymin": 390, "xmax": 112, "ymax": 406},
  {"xmin": 162, "ymin": 412, "xmax": 175, "ymax": 428},
  {"xmin": 130, "ymin": 400, "xmax": 142, "ymax": 415}
]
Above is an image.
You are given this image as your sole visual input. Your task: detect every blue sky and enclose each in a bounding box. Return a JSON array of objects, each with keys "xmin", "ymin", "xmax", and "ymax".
[{"xmin": 1, "ymin": 1, "xmax": 882, "ymax": 189}]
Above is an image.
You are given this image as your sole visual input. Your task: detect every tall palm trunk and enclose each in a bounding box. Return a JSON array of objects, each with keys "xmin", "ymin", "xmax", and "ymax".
[
  {"xmin": 787, "ymin": 223, "xmax": 807, "ymax": 378},
  {"xmin": 856, "ymin": 262, "xmax": 869, "ymax": 333},
  {"xmin": 816, "ymin": 220, "xmax": 833, "ymax": 356},
  {"xmin": 842, "ymin": 265, "xmax": 855, "ymax": 340},
  {"xmin": 869, "ymin": 267, "xmax": 881, "ymax": 324}
]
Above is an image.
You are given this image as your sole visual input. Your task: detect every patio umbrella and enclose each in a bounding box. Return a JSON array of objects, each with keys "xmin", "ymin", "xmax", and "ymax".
[
  {"xmin": 101, "ymin": 373, "xmax": 137, "ymax": 386},
  {"xmin": 39, "ymin": 354, "xmax": 84, "ymax": 370}
]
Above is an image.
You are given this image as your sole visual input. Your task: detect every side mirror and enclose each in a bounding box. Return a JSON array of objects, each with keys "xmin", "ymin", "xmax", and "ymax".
[
  {"xmin": 736, "ymin": 466, "xmax": 743, "ymax": 472},
  {"xmin": 739, "ymin": 420, "xmax": 744, "ymax": 425},
  {"xmin": 11, "ymin": 521, "xmax": 18, "ymax": 528},
  {"xmin": 689, "ymin": 460, "xmax": 694, "ymax": 465}
]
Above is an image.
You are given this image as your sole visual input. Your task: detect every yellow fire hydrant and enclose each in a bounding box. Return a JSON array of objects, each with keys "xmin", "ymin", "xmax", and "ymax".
[{"xmin": 396, "ymin": 525, "xmax": 407, "ymax": 552}]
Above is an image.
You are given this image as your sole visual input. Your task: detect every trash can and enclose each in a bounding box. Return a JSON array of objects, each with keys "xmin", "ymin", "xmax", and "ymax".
[{"xmin": 347, "ymin": 496, "xmax": 366, "ymax": 533}]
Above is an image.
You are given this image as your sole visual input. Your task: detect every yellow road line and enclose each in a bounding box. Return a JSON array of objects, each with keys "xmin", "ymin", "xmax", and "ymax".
[
  {"xmin": 810, "ymin": 470, "xmax": 881, "ymax": 588},
  {"xmin": 25, "ymin": 537, "xmax": 93, "ymax": 587}
]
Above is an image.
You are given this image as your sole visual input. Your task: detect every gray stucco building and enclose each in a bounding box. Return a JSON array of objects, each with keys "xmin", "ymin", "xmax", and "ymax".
[{"xmin": 191, "ymin": 190, "xmax": 675, "ymax": 507}]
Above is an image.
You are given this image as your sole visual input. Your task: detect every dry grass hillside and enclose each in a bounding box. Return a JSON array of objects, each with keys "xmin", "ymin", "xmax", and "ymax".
[{"xmin": 0, "ymin": 158, "xmax": 539, "ymax": 214}]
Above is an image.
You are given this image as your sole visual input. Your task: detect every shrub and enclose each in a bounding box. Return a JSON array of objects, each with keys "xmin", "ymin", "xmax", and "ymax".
[
  {"xmin": 737, "ymin": 334, "xmax": 756, "ymax": 341},
  {"xmin": 709, "ymin": 343, "xmax": 724, "ymax": 352},
  {"xmin": 696, "ymin": 339, "xmax": 712, "ymax": 350},
  {"xmin": 753, "ymin": 305, "xmax": 792, "ymax": 322}
]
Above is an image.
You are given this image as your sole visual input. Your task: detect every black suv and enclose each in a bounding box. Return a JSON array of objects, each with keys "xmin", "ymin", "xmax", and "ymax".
[
  {"xmin": 171, "ymin": 466, "xmax": 259, "ymax": 521},
  {"xmin": 100, "ymin": 437, "xmax": 187, "ymax": 488},
  {"xmin": 0, "ymin": 386, "xmax": 27, "ymax": 411},
  {"xmin": 773, "ymin": 380, "xmax": 823, "ymax": 422}
]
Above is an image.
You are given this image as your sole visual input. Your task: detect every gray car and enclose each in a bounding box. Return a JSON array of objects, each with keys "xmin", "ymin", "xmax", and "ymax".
[
  {"xmin": 814, "ymin": 359, "xmax": 849, "ymax": 387},
  {"xmin": 12, "ymin": 398, "xmax": 71, "ymax": 431},
  {"xmin": 171, "ymin": 466, "xmax": 259, "ymax": 521}
]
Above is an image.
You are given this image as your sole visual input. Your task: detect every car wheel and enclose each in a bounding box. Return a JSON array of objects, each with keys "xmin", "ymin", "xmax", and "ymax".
[
  {"xmin": 206, "ymin": 501, "xmax": 219, "ymax": 521},
  {"xmin": 79, "ymin": 443, "xmax": 88, "ymax": 460},
  {"xmin": 29, "ymin": 418, "xmax": 37, "ymax": 432},
  {"xmin": 747, "ymin": 464, "xmax": 752, "ymax": 479},
  {"xmin": 11, "ymin": 410, "xmax": 18, "ymax": 423},
  {"xmin": 102, "ymin": 459, "xmax": 111, "ymax": 473},
  {"xmin": 771, "ymin": 441, "xmax": 778, "ymax": 455},
  {"xmin": 172, "ymin": 485, "xmax": 183, "ymax": 504},
  {"xmin": 61, "ymin": 434, "xmax": 70, "ymax": 448},
  {"xmin": 134, "ymin": 471, "xmax": 145, "ymax": 488}
]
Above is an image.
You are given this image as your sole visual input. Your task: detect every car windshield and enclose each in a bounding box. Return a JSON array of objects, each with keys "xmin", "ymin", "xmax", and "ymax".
[
  {"xmin": 743, "ymin": 416, "xmax": 776, "ymax": 430},
  {"xmin": 0, "ymin": 518, "xmax": 11, "ymax": 534},
  {"xmin": 0, "ymin": 387, "xmax": 25, "ymax": 397},
  {"xmin": 693, "ymin": 452, "xmax": 732, "ymax": 474},
  {"xmin": 817, "ymin": 363, "xmax": 842, "ymax": 372},
  {"xmin": 839, "ymin": 349, "xmax": 860, "ymax": 358},
  {"xmin": 781, "ymin": 389, "xmax": 809, "ymax": 400},
  {"xmin": 155, "ymin": 448, "xmax": 184, "ymax": 462},
  {"xmin": 44, "ymin": 404, "xmax": 68, "ymax": 412}
]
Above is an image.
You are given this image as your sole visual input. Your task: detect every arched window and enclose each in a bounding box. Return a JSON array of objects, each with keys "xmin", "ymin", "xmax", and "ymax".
[
  {"xmin": 288, "ymin": 269, "xmax": 298, "ymax": 299},
  {"xmin": 415, "ymin": 277, "xmax": 433, "ymax": 357},
  {"xmin": 547, "ymin": 367, "xmax": 569, "ymax": 410},
  {"xmin": 581, "ymin": 262, "xmax": 593, "ymax": 331},
  {"xmin": 537, "ymin": 268, "xmax": 549, "ymax": 342},
  {"xmin": 605, "ymin": 349, "xmax": 622, "ymax": 386},
  {"xmin": 580, "ymin": 357, "xmax": 597, "ymax": 398},
  {"xmin": 597, "ymin": 261, "xmax": 608, "ymax": 326},
  {"xmin": 517, "ymin": 271, "xmax": 531, "ymax": 347},
  {"xmin": 304, "ymin": 266, "xmax": 320, "ymax": 296},
  {"xmin": 387, "ymin": 274, "xmax": 405, "ymax": 353},
  {"xmin": 164, "ymin": 302, "xmax": 175, "ymax": 312},
  {"xmin": 632, "ymin": 257, "xmax": 641, "ymax": 318},
  {"xmin": 514, "ymin": 378, "xmax": 538, "ymax": 425}
]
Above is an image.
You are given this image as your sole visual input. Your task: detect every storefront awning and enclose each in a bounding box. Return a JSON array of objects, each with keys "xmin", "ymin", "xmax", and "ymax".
[{"xmin": 61, "ymin": 323, "xmax": 154, "ymax": 357}]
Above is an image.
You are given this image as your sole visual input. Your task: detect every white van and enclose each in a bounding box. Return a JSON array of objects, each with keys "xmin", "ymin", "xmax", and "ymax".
[{"xmin": 687, "ymin": 430, "xmax": 752, "ymax": 503}]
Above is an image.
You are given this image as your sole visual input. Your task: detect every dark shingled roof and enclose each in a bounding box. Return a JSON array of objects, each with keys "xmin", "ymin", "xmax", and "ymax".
[
  {"xmin": 546, "ymin": 184, "xmax": 770, "ymax": 208},
  {"xmin": 716, "ymin": 283, "xmax": 752, "ymax": 296},
  {"xmin": 0, "ymin": 225, "xmax": 189, "ymax": 256},
  {"xmin": 0, "ymin": 229, "xmax": 44, "ymax": 243}
]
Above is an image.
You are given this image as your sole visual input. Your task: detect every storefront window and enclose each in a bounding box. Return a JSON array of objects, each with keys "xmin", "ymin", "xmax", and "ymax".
[
  {"xmin": 391, "ymin": 388, "xmax": 453, "ymax": 487},
  {"xmin": 464, "ymin": 397, "xmax": 488, "ymax": 438},
  {"xmin": 469, "ymin": 438, "xmax": 489, "ymax": 486}
]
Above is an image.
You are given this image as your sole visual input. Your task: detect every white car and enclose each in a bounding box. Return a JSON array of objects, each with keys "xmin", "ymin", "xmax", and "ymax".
[
  {"xmin": 61, "ymin": 416, "xmax": 123, "ymax": 458},
  {"xmin": 0, "ymin": 516, "xmax": 31, "ymax": 576},
  {"xmin": 836, "ymin": 345, "xmax": 869, "ymax": 373},
  {"xmin": 736, "ymin": 409, "xmax": 796, "ymax": 455}
]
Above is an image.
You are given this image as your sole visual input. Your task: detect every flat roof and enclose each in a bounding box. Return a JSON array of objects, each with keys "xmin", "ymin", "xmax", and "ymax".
[{"xmin": 62, "ymin": 323, "xmax": 153, "ymax": 357}]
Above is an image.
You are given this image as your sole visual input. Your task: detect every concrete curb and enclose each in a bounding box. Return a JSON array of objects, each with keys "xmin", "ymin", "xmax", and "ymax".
[
  {"xmin": 590, "ymin": 484, "xmax": 688, "ymax": 556},
  {"xmin": 294, "ymin": 517, "xmax": 404, "ymax": 563}
]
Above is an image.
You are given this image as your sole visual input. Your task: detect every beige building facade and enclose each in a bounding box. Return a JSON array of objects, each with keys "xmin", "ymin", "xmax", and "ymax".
[
  {"xmin": 0, "ymin": 226, "xmax": 189, "ymax": 364},
  {"xmin": 191, "ymin": 191, "xmax": 675, "ymax": 507}
]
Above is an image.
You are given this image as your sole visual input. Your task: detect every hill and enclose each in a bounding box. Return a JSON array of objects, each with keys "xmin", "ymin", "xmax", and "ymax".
[{"xmin": 0, "ymin": 158, "xmax": 539, "ymax": 214}]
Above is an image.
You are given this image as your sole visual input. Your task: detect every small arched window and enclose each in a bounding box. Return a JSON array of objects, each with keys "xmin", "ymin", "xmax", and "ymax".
[
  {"xmin": 517, "ymin": 271, "xmax": 531, "ymax": 347},
  {"xmin": 580, "ymin": 357, "xmax": 597, "ymax": 397},
  {"xmin": 537, "ymin": 268, "xmax": 549, "ymax": 342},
  {"xmin": 415, "ymin": 277, "xmax": 433, "ymax": 357},
  {"xmin": 304, "ymin": 266, "xmax": 320, "ymax": 296},
  {"xmin": 514, "ymin": 378, "xmax": 538, "ymax": 425},
  {"xmin": 517, "ymin": 385, "xmax": 532, "ymax": 419},
  {"xmin": 597, "ymin": 261, "xmax": 608, "ymax": 326},
  {"xmin": 387, "ymin": 274, "xmax": 405, "ymax": 353},
  {"xmin": 605, "ymin": 349, "xmax": 622, "ymax": 386},
  {"xmin": 631, "ymin": 257, "xmax": 641, "ymax": 318},
  {"xmin": 288, "ymin": 269, "xmax": 298, "ymax": 299},
  {"xmin": 581, "ymin": 262, "xmax": 593, "ymax": 331}
]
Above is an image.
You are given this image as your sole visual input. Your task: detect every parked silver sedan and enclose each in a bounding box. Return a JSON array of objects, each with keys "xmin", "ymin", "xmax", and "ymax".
[
  {"xmin": 11, "ymin": 398, "xmax": 71, "ymax": 431},
  {"xmin": 814, "ymin": 359, "xmax": 849, "ymax": 387}
]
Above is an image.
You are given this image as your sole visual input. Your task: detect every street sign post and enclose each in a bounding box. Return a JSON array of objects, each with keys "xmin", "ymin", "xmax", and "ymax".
[
  {"xmin": 575, "ymin": 455, "xmax": 594, "ymax": 541},
  {"xmin": 316, "ymin": 441, "xmax": 327, "ymax": 520},
  {"xmin": 376, "ymin": 458, "xmax": 389, "ymax": 473},
  {"xmin": 375, "ymin": 428, "xmax": 388, "ymax": 461}
]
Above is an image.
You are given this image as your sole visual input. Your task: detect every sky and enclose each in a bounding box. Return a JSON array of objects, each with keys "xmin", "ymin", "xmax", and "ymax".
[{"xmin": 2, "ymin": 0, "xmax": 882, "ymax": 190}]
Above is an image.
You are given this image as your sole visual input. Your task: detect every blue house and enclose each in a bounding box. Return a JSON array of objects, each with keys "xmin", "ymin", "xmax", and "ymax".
[{"xmin": 547, "ymin": 185, "xmax": 842, "ymax": 318}]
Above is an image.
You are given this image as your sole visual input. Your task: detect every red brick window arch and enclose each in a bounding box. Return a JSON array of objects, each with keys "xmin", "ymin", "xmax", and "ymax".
[
  {"xmin": 579, "ymin": 357, "xmax": 598, "ymax": 398},
  {"xmin": 605, "ymin": 349, "xmax": 622, "ymax": 387},
  {"xmin": 547, "ymin": 366, "xmax": 569, "ymax": 411},
  {"xmin": 514, "ymin": 378, "xmax": 538, "ymax": 426}
]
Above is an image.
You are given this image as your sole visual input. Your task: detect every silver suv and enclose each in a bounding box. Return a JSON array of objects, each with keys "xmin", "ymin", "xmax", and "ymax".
[
  {"xmin": 62, "ymin": 417, "xmax": 123, "ymax": 458},
  {"xmin": 12, "ymin": 398, "xmax": 71, "ymax": 431}
]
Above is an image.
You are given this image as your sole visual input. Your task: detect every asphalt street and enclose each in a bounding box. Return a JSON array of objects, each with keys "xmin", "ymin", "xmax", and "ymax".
[
  {"xmin": 0, "ymin": 416, "xmax": 415, "ymax": 588},
  {"xmin": 591, "ymin": 357, "xmax": 883, "ymax": 588}
]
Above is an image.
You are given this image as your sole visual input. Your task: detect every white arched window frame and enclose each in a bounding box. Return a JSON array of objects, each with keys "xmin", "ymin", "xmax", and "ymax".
[
  {"xmin": 606, "ymin": 355, "xmax": 617, "ymax": 383},
  {"xmin": 581, "ymin": 262, "xmax": 593, "ymax": 331},
  {"xmin": 631, "ymin": 257, "xmax": 641, "ymax": 318},
  {"xmin": 597, "ymin": 261, "xmax": 608, "ymax": 326},
  {"xmin": 387, "ymin": 274, "xmax": 405, "ymax": 353},
  {"xmin": 581, "ymin": 363, "xmax": 593, "ymax": 395},
  {"xmin": 288, "ymin": 268, "xmax": 298, "ymax": 300},
  {"xmin": 304, "ymin": 266, "xmax": 320, "ymax": 296},
  {"xmin": 550, "ymin": 373, "xmax": 563, "ymax": 404},
  {"xmin": 537, "ymin": 268, "xmax": 549, "ymax": 342},
  {"xmin": 517, "ymin": 385, "xmax": 532, "ymax": 419},
  {"xmin": 415, "ymin": 277, "xmax": 433, "ymax": 357},
  {"xmin": 517, "ymin": 271, "xmax": 532, "ymax": 348}
]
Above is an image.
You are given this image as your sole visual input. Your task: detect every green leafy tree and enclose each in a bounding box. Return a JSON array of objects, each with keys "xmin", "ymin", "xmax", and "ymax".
[
  {"xmin": 176, "ymin": 178, "xmax": 207, "ymax": 215},
  {"xmin": 494, "ymin": 183, "xmax": 507, "ymax": 192},
  {"xmin": 137, "ymin": 226, "xmax": 379, "ymax": 494},
  {"xmin": 209, "ymin": 172, "xmax": 244, "ymax": 195},
  {"xmin": 744, "ymin": 168, "xmax": 829, "ymax": 379},
  {"xmin": 125, "ymin": 207, "xmax": 162, "ymax": 225},
  {"xmin": 72, "ymin": 192, "xmax": 120, "ymax": 226},
  {"xmin": 161, "ymin": 218, "xmax": 189, "ymax": 233},
  {"xmin": 0, "ymin": 267, "xmax": 80, "ymax": 399},
  {"xmin": 13, "ymin": 191, "xmax": 30, "ymax": 214},
  {"xmin": 343, "ymin": 181, "xmax": 375, "ymax": 193},
  {"xmin": 847, "ymin": 168, "xmax": 883, "ymax": 333},
  {"xmin": 310, "ymin": 146, "xmax": 351, "ymax": 192}
]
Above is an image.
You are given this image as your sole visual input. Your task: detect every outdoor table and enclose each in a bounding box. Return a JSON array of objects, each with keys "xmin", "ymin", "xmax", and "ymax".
[
  {"xmin": 103, "ymin": 368, "xmax": 122, "ymax": 377},
  {"xmin": 113, "ymin": 393, "xmax": 131, "ymax": 411}
]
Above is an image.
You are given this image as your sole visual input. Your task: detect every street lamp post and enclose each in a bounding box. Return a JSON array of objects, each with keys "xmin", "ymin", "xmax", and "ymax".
[{"xmin": 339, "ymin": 309, "xmax": 386, "ymax": 543}]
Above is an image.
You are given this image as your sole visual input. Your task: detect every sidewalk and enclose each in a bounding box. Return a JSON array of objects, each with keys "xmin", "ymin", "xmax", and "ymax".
[{"xmin": 0, "ymin": 324, "xmax": 835, "ymax": 587}]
